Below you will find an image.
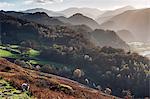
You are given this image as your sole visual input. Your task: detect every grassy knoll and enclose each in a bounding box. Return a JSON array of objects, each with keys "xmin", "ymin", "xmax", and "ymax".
[
  {"xmin": 28, "ymin": 59, "xmax": 65, "ymax": 68},
  {"xmin": 25, "ymin": 49, "xmax": 40, "ymax": 57},
  {"xmin": 0, "ymin": 44, "xmax": 70, "ymax": 69},
  {"xmin": 0, "ymin": 49, "xmax": 17, "ymax": 58}
]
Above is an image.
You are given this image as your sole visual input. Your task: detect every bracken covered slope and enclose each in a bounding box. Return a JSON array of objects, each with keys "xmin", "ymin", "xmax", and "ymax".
[{"xmin": 0, "ymin": 58, "xmax": 118, "ymax": 99}]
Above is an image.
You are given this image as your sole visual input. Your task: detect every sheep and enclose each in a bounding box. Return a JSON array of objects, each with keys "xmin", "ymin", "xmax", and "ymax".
[
  {"xmin": 104, "ymin": 88, "xmax": 112, "ymax": 95},
  {"xmin": 35, "ymin": 65, "xmax": 41, "ymax": 70},
  {"xmin": 85, "ymin": 78, "xmax": 89, "ymax": 84},
  {"xmin": 21, "ymin": 83, "xmax": 29, "ymax": 92},
  {"xmin": 96, "ymin": 85, "xmax": 102, "ymax": 91},
  {"xmin": 73, "ymin": 69, "xmax": 82, "ymax": 78}
]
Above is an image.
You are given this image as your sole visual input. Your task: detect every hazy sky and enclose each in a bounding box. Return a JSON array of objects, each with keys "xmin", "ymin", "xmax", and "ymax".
[{"xmin": 0, "ymin": 0, "xmax": 149, "ymax": 11}]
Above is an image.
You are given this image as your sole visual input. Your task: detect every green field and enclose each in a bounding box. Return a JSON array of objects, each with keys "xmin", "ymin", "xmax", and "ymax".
[
  {"xmin": 9, "ymin": 45, "xmax": 19, "ymax": 49},
  {"xmin": 0, "ymin": 78, "xmax": 34, "ymax": 99},
  {"xmin": 28, "ymin": 59, "xmax": 66, "ymax": 68},
  {"xmin": 26, "ymin": 49, "xmax": 40, "ymax": 57},
  {"xmin": 0, "ymin": 49, "xmax": 17, "ymax": 58},
  {"xmin": 0, "ymin": 45, "xmax": 39, "ymax": 59},
  {"xmin": 0, "ymin": 44, "xmax": 71, "ymax": 69}
]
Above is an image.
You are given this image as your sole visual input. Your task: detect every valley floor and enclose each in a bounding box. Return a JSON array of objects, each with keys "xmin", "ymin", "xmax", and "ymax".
[{"xmin": 128, "ymin": 42, "xmax": 150, "ymax": 59}]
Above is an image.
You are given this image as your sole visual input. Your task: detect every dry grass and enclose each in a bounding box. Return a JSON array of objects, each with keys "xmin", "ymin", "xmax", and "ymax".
[{"xmin": 0, "ymin": 58, "xmax": 118, "ymax": 99}]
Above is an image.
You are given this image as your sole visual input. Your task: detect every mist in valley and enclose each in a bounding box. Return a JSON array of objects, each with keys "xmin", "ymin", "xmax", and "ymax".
[{"xmin": 0, "ymin": 0, "xmax": 149, "ymax": 98}]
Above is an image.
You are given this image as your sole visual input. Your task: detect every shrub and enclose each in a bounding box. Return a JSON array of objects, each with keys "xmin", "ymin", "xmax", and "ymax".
[{"xmin": 40, "ymin": 65, "xmax": 56, "ymax": 74}]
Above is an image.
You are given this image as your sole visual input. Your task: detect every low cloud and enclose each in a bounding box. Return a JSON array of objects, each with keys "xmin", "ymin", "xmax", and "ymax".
[
  {"xmin": 0, "ymin": 2, "xmax": 15, "ymax": 10},
  {"xmin": 36, "ymin": 0, "xmax": 63, "ymax": 3},
  {"xmin": 24, "ymin": 0, "xmax": 63, "ymax": 5}
]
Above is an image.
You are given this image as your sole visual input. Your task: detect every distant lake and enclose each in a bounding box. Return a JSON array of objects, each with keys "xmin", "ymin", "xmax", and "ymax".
[
  {"xmin": 139, "ymin": 51, "xmax": 150, "ymax": 56},
  {"xmin": 139, "ymin": 51, "xmax": 150, "ymax": 60},
  {"xmin": 128, "ymin": 42, "xmax": 150, "ymax": 59}
]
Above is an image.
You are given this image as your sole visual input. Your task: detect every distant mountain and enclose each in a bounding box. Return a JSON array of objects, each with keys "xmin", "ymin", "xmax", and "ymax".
[
  {"xmin": 100, "ymin": 6, "xmax": 135, "ymax": 18},
  {"xmin": 117, "ymin": 30, "xmax": 135, "ymax": 43},
  {"xmin": 56, "ymin": 16, "xmax": 71, "ymax": 24},
  {"xmin": 21, "ymin": 12, "xmax": 65, "ymax": 26},
  {"xmin": 2, "ymin": 12, "xmax": 128, "ymax": 49},
  {"xmin": 0, "ymin": 11, "xmax": 128, "ymax": 50},
  {"xmin": 96, "ymin": 6, "xmax": 135, "ymax": 24},
  {"xmin": 59, "ymin": 7, "xmax": 103, "ymax": 19},
  {"xmin": 1, "ymin": 12, "xmax": 149, "ymax": 98},
  {"xmin": 100, "ymin": 8, "xmax": 150, "ymax": 43},
  {"xmin": 0, "ymin": 12, "xmax": 94, "ymax": 48},
  {"xmin": 3, "ymin": 11, "xmax": 100, "ymax": 29},
  {"xmin": 68, "ymin": 24, "xmax": 93, "ymax": 33},
  {"xmin": 58, "ymin": 13, "xmax": 100, "ymax": 30},
  {"xmin": 90, "ymin": 29, "xmax": 129, "ymax": 49},
  {"xmin": 23, "ymin": 8, "xmax": 64, "ymax": 17},
  {"xmin": 1, "ymin": 11, "xmax": 65, "ymax": 26}
]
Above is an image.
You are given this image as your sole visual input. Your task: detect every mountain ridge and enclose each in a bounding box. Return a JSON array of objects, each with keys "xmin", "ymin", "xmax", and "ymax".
[
  {"xmin": 96, "ymin": 6, "xmax": 135, "ymax": 24},
  {"xmin": 59, "ymin": 7, "xmax": 104, "ymax": 19},
  {"xmin": 100, "ymin": 8, "xmax": 150, "ymax": 43},
  {"xmin": 0, "ymin": 11, "xmax": 149, "ymax": 98},
  {"xmin": 1, "ymin": 11, "xmax": 65, "ymax": 26},
  {"xmin": 23, "ymin": 8, "xmax": 64, "ymax": 17},
  {"xmin": 0, "ymin": 11, "xmax": 129, "ymax": 49}
]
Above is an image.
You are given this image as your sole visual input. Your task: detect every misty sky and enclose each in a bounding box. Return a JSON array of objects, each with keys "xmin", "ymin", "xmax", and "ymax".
[{"xmin": 0, "ymin": 0, "xmax": 149, "ymax": 11}]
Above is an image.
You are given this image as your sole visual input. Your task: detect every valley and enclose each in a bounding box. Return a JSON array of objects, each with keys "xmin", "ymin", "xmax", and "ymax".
[
  {"xmin": 129, "ymin": 42, "xmax": 150, "ymax": 59},
  {"xmin": 0, "ymin": 3, "xmax": 149, "ymax": 99}
]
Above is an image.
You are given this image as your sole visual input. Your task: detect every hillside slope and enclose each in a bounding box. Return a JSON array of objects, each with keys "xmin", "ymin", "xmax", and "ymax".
[
  {"xmin": 0, "ymin": 11, "xmax": 128, "ymax": 50},
  {"xmin": 90, "ymin": 29, "xmax": 129, "ymax": 49},
  {"xmin": 0, "ymin": 58, "xmax": 117, "ymax": 99},
  {"xmin": 0, "ymin": 12, "xmax": 94, "ymax": 49},
  {"xmin": 1, "ymin": 11, "xmax": 65, "ymax": 26},
  {"xmin": 0, "ymin": 11, "xmax": 149, "ymax": 98},
  {"xmin": 58, "ymin": 13, "xmax": 100, "ymax": 30},
  {"xmin": 23, "ymin": 8, "xmax": 64, "ymax": 17},
  {"xmin": 100, "ymin": 8, "xmax": 150, "ymax": 43},
  {"xmin": 96, "ymin": 6, "xmax": 135, "ymax": 24},
  {"xmin": 116, "ymin": 30, "xmax": 135, "ymax": 43},
  {"xmin": 59, "ymin": 7, "xmax": 103, "ymax": 19}
]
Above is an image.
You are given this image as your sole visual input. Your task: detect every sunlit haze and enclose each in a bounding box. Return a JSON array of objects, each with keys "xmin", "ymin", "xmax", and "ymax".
[{"xmin": 0, "ymin": 0, "xmax": 149, "ymax": 11}]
